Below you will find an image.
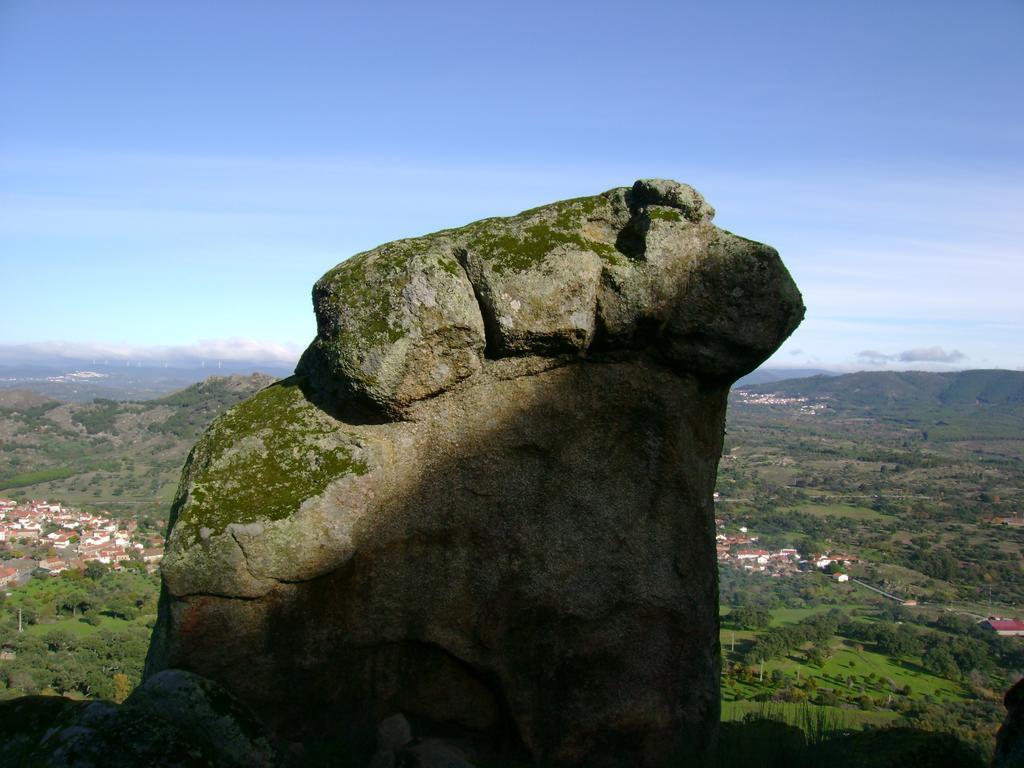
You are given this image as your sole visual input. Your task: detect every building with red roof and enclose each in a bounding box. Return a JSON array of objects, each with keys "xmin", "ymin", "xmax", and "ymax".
[{"xmin": 981, "ymin": 618, "xmax": 1024, "ymax": 636}]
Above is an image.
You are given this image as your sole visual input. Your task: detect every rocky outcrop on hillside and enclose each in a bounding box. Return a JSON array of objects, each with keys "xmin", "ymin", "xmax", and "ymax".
[
  {"xmin": 144, "ymin": 180, "xmax": 804, "ymax": 766},
  {"xmin": 0, "ymin": 670, "xmax": 275, "ymax": 767}
]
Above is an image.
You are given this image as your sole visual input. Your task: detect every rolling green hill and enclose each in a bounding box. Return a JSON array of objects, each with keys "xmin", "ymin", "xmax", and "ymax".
[
  {"xmin": 739, "ymin": 369, "xmax": 1024, "ymax": 409},
  {"xmin": 738, "ymin": 370, "xmax": 1024, "ymax": 442},
  {"xmin": 0, "ymin": 374, "xmax": 275, "ymax": 516}
]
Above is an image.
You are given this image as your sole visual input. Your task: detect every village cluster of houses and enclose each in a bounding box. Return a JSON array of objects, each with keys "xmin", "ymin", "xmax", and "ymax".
[
  {"xmin": 733, "ymin": 391, "xmax": 828, "ymax": 415},
  {"xmin": 715, "ymin": 520, "xmax": 860, "ymax": 580},
  {"xmin": 715, "ymin": 521, "xmax": 1024, "ymax": 635},
  {"xmin": 0, "ymin": 498, "xmax": 163, "ymax": 587}
]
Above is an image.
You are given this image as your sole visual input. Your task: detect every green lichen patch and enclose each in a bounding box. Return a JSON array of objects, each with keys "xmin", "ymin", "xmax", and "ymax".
[
  {"xmin": 467, "ymin": 222, "xmax": 618, "ymax": 274},
  {"xmin": 316, "ymin": 243, "xmax": 416, "ymax": 348},
  {"xmin": 437, "ymin": 255, "xmax": 462, "ymax": 276},
  {"xmin": 177, "ymin": 378, "xmax": 367, "ymax": 539},
  {"xmin": 550, "ymin": 195, "xmax": 606, "ymax": 230},
  {"xmin": 518, "ymin": 193, "xmax": 605, "ymax": 222},
  {"xmin": 597, "ymin": 248, "xmax": 626, "ymax": 266},
  {"xmin": 647, "ymin": 207, "xmax": 682, "ymax": 223},
  {"xmin": 457, "ymin": 193, "xmax": 623, "ymax": 273}
]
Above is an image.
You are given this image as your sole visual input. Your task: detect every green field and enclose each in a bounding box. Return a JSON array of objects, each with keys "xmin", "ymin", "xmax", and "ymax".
[
  {"xmin": 22, "ymin": 613, "xmax": 153, "ymax": 637},
  {"xmin": 720, "ymin": 604, "xmax": 971, "ymax": 718},
  {"xmin": 767, "ymin": 606, "xmax": 854, "ymax": 626},
  {"xmin": 790, "ymin": 503, "xmax": 891, "ymax": 521},
  {"xmin": 721, "ymin": 701, "xmax": 900, "ymax": 729},
  {"xmin": 736, "ymin": 639, "xmax": 967, "ymax": 700}
]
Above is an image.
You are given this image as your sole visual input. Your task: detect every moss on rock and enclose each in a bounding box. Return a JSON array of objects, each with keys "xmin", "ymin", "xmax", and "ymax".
[
  {"xmin": 175, "ymin": 377, "xmax": 367, "ymax": 540},
  {"xmin": 467, "ymin": 222, "xmax": 618, "ymax": 274},
  {"xmin": 647, "ymin": 207, "xmax": 683, "ymax": 223},
  {"xmin": 464, "ymin": 194, "xmax": 620, "ymax": 274},
  {"xmin": 316, "ymin": 243, "xmax": 413, "ymax": 348}
]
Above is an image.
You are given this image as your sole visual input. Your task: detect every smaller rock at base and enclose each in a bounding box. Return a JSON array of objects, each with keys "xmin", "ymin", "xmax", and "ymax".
[
  {"xmin": 377, "ymin": 713, "xmax": 414, "ymax": 753},
  {"xmin": 124, "ymin": 668, "xmax": 277, "ymax": 766},
  {"xmin": 396, "ymin": 738, "xmax": 477, "ymax": 768}
]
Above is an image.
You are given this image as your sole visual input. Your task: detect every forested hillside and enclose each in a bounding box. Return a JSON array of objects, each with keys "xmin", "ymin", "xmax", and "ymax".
[{"xmin": 0, "ymin": 374, "xmax": 275, "ymax": 519}]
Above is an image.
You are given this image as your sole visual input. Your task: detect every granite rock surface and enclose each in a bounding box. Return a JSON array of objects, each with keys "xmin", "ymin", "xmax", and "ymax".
[{"xmin": 146, "ymin": 180, "xmax": 804, "ymax": 766}]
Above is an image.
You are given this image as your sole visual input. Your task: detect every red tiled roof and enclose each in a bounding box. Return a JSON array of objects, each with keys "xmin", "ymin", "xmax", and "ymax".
[{"xmin": 987, "ymin": 619, "xmax": 1024, "ymax": 631}]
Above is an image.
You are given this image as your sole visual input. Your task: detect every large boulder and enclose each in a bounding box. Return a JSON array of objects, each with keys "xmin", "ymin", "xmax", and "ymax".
[{"xmin": 146, "ymin": 180, "xmax": 804, "ymax": 766}]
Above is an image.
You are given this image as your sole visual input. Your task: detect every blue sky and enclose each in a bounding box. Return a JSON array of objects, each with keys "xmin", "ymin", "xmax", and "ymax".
[{"xmin": 1, "ymin": 1, "xmax": 1021, "ymax": 370}]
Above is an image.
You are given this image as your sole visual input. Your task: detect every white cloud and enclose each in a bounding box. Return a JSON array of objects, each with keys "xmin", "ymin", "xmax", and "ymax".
[
  {"xmin": 855, "ymin": 346, "xmax": 966, "ymax": 367},
  {"xmin": 856, "ymin": 350, "xmax": 892, "ymax": 365},
  {"xmin": 0, "ymin": 338, "xmax": 302, "ymax": 366},
  {"xmin": 897, "ymin": 347, "xmax": 966, "ymax": 363}
]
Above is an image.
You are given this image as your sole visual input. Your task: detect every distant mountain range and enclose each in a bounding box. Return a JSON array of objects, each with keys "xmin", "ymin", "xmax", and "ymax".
[
  {"xmin": 0, "ymin": 360, "xmax": 293, "ymax": 402},
  {"xmin": 733, "ymin": 368, "xmax": 837, "ymax": 387},
  {"xmin": 4, "ymin": 359, "xmax": 1021, "ymax": 410},
  {"xmin": 737, "ymin": 369, "xmax": 1024, "ymax": 417},
  {"xmin": 2, "ymin": 367, "xmax": 1021, "ymax": 508}
]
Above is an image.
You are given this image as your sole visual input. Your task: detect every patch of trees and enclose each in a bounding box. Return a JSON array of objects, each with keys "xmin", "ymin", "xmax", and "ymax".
[
  {"xmin": 2, "ymin": 402, "xmax": 61, "ymax": 434},
  {"xmin": 840, "ymin": 615, "xmax": 1015, "ymax": 681},
  {"xmin": 741, "ymin": 610, "xmax": 847, "ymax": 666},
  {"xmin": 720, "ymin": 567, "xmax": 825, "ymax": 611},
  {"xmin": 0, "ymin": 466, "xmax": 80, "ymax": 490},
  {"xmin": 71, "ymin": 399, "xmax": 123, "ymax": 435},
  {"xmin": 900, "ymin": 697, "xmax": 1003, "ymax": 763},
  {"xmin": 737, "ymin": 607, "xmax": 1019, "ymax": 687},
  {"xmin": 145, "ymin": 380, "xmax": 260, "ymax": 439},
  {"xmin": 0, "ymin": 568, "xmax": 160, "ymax": 700},
  {"xmin": 3, "ymin": 567, "xmax": 159, "ymax": 628},
  {"xmin": 727, "ymin": 605, "xmax": 771, "ymax": 630},
  {"xmin": 906, "ymin": 546, "xmax": 959, "ymax": 581},
  {"xmin": 841, "ymin": 620, "xmax": 924, "ymax": 659},
  {"xmin": 0, "ymin": 624, "xmax": 148, "ymax": 701},
  {"xmin": 732, "ymin": 511, "xmax": 832, "ymax": 540}
]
